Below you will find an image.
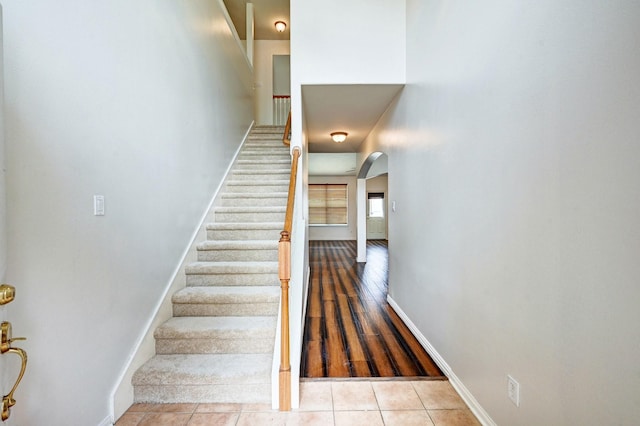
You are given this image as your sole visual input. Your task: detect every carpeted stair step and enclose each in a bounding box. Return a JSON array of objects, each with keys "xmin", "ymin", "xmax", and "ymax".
[
  {"xmin": 196, "ymin": 240, "xmax": 278, "ymax": 262},
  {"xmin": 241, "ymin": 141, "xmax": 289, "ymax": 147},
  {"xmin": 219, "ymin": 192, "xmax": 287, "ymax": 207},
  {"xmin": 132, "ymin": 353, "xmax": 271, "ymax": 403},
  {"xmin": 213, "ymin": 206, "xmax": 286, "ymax": 223},
  {"xmin": 250, "ymin": 127, "xmax": 284, "ymax": 133},
  {"xmin": 172, "ymin": 286, "xmax": 280, "ymax": 316},
  {"xmin": 236, "ymin": 159, "xmax": 291, "ymax": 170},
  {"xmin": 249, "ymin": 127, "xmax": 285, "ymax": 135},
  {"xmin": 238, "ymin": 153, "xmax": 290, "ymax": 162},
  {"xmin": 154, "ymin": 316, "xmax": 276, "ymax": 354},
  {"xmin": 244, "ymin": 141, "xmax": 286, "ymax": 147},
  {"xmin": 231, "ymin": 169, "xmax": 290, "ymax": 180},
  {"xmin": 244, "ymin": 142, "xmax": 287, "ymax": 149},
  {"xmin": 225, "ymin": 180, "xmax": 289, "ymax": 193},
  {"xmin": 206, "ymin": 222, "xmax": 283, "ymax": 240},
  {"xmin": 239, "ymin": 147, "xmax": 289, "ymax": 154},
  {"xmin": 185, "ymin": 261, "xmax": 278, "ymax": 286},
  {"xmin": 238, "ymin": 149, "xmax": 287, "ymax": 157}
]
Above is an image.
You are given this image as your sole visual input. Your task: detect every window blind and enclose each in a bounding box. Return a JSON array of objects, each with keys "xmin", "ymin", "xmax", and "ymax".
[{"xmin": 309, "ymin": 184, "xmax": 348, "ymax": 225}]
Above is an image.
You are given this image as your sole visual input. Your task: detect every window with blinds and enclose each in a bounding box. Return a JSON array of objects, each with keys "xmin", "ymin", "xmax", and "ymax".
[{"xmin": 309, "ymin": 184, "xmax": 348, "ymax": 225}]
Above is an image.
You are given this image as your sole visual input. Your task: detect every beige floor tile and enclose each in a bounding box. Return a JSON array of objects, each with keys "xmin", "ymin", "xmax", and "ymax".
[
  {"xmin": 428, "ymin": 409, "xmax": 481, "ymax": 426},
  {"xmin": 241, "ymin": 402, "xmax": 274, "ymax": 412},
  {"xmin": 127, "ymin": 403, "xmax": 159, "ymax": 412},
  {"xmin": 372, "ymin": 381, "xmax": 424, "ymax": 410},
  {"xmin": 412, "ymin": 381, "xmax": 467, "ymax": 409},
  {"xmin": 299, "ymin": 382, "xmax": 333, "ymax": 411},
  {"xmin": 285, "ymin": 411, "xmax": 335, "ymax": 425},
  {"xmin": 114, "ymin": 412, "xmax": 146, "ymax": 426},
  {"xmin": 382, "ymin": 410, "xmax": 435, "ymax": 426},
  {"xmin": 334, "ymin": 410, "xmax": 383, "ymax": 426},
  {"xmin": 331, "ymin": 381, "xmax": 378, "ymax": 411},
  {"xmin": 195, "ymin": 403, "xmax": 243, "ymax": 413},
  {"xmin": 187, "ymin": 412, "xmax": 239, "ymax": 426},
  {"xmin": 236, "ymin": 411, "xmax": 289, "ymax": 426},
  {"xmin": 137, "ymin": 412, "xmax": 191, "ymax": 426},
  {"xmin": 154, "ymin": 403, "xmax": 197, "ymax": 413}
]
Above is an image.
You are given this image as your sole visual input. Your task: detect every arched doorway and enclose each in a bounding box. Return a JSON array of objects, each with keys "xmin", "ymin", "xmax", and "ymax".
[{"xmin": 356, "ymin": 152, "xmax": 388, "ymax": 262}]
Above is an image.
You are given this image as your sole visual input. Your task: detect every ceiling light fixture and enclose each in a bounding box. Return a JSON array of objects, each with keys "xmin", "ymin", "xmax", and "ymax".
[
  {"xmin": 330, "ymin": 131, "xmax": 348, "ymax": 143},
  {"xmin": 274, "ymin": 21, "xmax": 287, "ymax": 32}
]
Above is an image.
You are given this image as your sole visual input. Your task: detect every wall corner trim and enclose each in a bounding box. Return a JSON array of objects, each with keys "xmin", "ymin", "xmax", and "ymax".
[{"xmin": 386, "ymin": 295, "xmax": 497, "ymax": 426}]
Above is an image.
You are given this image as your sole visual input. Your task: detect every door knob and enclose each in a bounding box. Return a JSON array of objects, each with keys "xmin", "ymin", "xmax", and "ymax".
[
  {"xmin": 0, "ymin": 285, "xmax": 15, "ymax": 306},
  {"xmin": 0, "ymin": 322, "xmax": 27, "ymax": 421}
]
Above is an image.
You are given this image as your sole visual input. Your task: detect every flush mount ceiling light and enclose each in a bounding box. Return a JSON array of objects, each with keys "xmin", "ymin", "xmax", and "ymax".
[
  {"xmin": 274, "ymin": 21, "xmax": 287, "ymax": 32},
  {"xmin": 330, "ymin": 131, "xmax": 348, "ymax": 143}
]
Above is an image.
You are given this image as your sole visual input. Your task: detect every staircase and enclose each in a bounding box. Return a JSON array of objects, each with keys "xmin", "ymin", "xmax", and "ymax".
[{"xmin": 132, "ymin": 126, "xmax": 290, "ymax": 404}]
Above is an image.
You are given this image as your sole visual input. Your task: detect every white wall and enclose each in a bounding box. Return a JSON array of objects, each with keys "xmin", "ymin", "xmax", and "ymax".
[
  {"xmin": 361, "ymin": 0, "xmax": 640, "ymax": 424},
  {"xmin": 0, "ymin": 5, "xmax": 5, "ymax": 282},
  {"xmin": 2, "ymin": 0, "xmax": 253, "ymax": 424},
  {"xmin": 273, "ymin": 55, "xmax": 291, "ymax": 95},
  {"xmin": 308, "ymin": 176, "xmax": 357, "ymax": 241},
  {"xmin": 254, "ymin": 40, "xmax": 290, "ymax": 124},
  {"xmin": 291, "ymin": 0, "xmax": 405, "ymax": 86}
]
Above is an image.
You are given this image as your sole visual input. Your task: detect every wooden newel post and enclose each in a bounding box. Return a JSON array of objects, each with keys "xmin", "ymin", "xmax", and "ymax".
[
  {"xmin": 278, "ymin": 144, "xmax": 298, "ymax": 411},
  {"xmin": 278, "ymin": 230, "xmax": 291, "ymax": 411}
]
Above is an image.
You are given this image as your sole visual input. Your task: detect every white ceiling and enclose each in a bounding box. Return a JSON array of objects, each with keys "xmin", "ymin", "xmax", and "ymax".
[
  {"xmin": 302, "ymin": 85, "xmax": 404, "ymax": 153},
  {"xmin": 223, "ymin": 0, "xmax": 290, "ymax": 40}
]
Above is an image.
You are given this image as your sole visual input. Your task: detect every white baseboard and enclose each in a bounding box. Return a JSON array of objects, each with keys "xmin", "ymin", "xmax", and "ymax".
[
  {"xmin": 97, "ymin": 415, "xmax": 113, "ymax": 426},
  {"xmin": 386, "ymin": 295, "xmax": 497, "ymax": 426}
]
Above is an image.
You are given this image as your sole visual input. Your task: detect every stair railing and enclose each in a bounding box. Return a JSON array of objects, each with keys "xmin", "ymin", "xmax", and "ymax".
[
  {"xmin": 282, "ymin": 111, "xmax": 291, "ymax": 146},
  {"xmin": 273, "ymin": 95, "xmax": 291, "ymax": 126},
  {"xmin": 278, "ymin": 139, "xmax": 300, "ymax": 411}
]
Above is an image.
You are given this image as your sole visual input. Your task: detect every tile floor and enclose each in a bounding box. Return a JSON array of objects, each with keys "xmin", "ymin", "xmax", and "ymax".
[{"xmin": 115, "ymin": 380, "xmax": 481, "ymax": 425}]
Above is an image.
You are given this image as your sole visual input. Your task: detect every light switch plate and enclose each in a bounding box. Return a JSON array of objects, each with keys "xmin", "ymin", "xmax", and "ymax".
[
  {"xmin": 94, "ymin": 195, "xmax": 105, "ymax": 216},
  {"xmin": 507, "ymin": 375, "xmax": 520, "ymax": 407}
]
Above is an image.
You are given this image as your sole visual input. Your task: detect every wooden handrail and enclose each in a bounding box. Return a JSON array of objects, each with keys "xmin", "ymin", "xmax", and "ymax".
[
  {"xmin": 278, "ymin": 145, "xmax": 300, "ymax": 411},
  {"xmin": 282, "ymin": 111, "xmax": 291, "ymax": 146}
]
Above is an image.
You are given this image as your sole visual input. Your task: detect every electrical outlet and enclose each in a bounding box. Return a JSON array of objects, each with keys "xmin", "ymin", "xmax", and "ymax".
[{"xmin": 507, "ymin": 375, "xmax": 520, "ymax": 407}]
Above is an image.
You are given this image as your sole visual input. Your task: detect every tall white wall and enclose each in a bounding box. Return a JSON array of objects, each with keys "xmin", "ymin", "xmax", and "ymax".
[
  {"xmin": 254, "ymin": 40, "xmax": 290, "ymax": 124},
  {"xmin": 361, "ymin": 0, "xmax": 640, "ymax": 424},
  {"xmin": 0, "ymin": 5, "xmax": 5, "ymax": 282},
  {"xmin": 2, "ymin": 0, "xmax": 253, "ymax": 424}
]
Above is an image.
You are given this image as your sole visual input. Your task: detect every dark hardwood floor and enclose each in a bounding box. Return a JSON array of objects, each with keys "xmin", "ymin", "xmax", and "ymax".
[{"xmin": 301, "ymin": 240, "xmax": 445, "ymax": 379}]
